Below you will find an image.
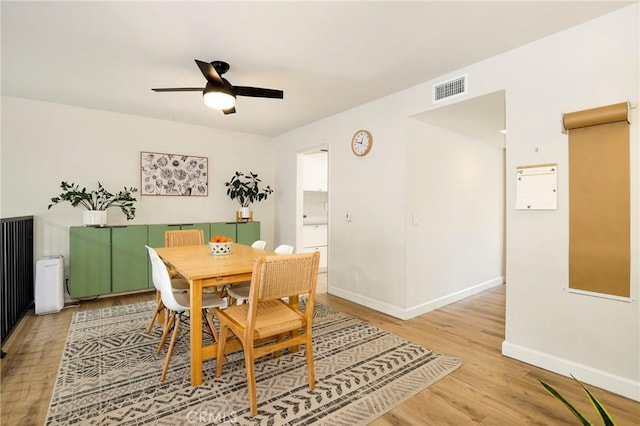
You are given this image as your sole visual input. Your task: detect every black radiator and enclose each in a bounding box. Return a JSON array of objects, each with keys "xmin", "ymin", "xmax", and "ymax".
[{"xmin": 1, "ymin": 216, "xmax": 34, "ymax": 348}]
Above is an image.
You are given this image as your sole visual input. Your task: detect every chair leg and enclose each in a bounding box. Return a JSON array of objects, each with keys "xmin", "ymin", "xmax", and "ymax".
[
  {"xmin": 157, "ymin": 311, "xmax": 174, "ymax": 354},
  {"xmin": 205, "ymin": 310, "xmax": 230, "ymax": 364},
  {"xmin": 203, "ymin": 309, "xmax": 218, "ymax": 342},
  {"xmin": 215, "ymin": 324, "xmax": 229, "ymax": 377},
  {"xmin": 146, "ymin": 297, "xmax": 164, "ymax": 334},
  {"xmin": 305, "ymin": 331, "xmax": 316, "ymax": 390},
  {"xmin": 245, "ymin": 347, "xmax": 258, "ymax": 416},
  {"xmin": 161, "ymin": 312, "xmax": 180, "ymax": 381}
]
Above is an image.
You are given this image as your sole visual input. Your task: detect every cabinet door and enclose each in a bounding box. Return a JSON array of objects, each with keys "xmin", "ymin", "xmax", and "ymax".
[
  {"xmin": 210, "ymin": 222, "xmax": 237, "ymax": 242},
  {"xmin": 181, "ymin": 223, "xmax": 210, "ymax": 243},
  {"xmin": 237, "ymin": 221, "xmax": 260, "ymax": 245},
  {"xmin": 69, "ymin": 227, "xmax": 111, "ymax": 298},
  {"xmin": 111, "ymin": 226, "xmax": 149, "ymax": 293},
  {"xmin": 303, "ymin": 224, "xmax": 328, "ymax": 247}
]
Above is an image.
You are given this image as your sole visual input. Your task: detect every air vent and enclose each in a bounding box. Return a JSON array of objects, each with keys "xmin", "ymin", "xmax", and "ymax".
[{"xmin": 433, "ymin": 75, "xmax": 467, "ymax": 102}]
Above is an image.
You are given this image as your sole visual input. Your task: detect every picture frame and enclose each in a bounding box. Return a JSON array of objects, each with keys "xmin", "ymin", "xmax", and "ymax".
[{"xmin": 140, "ymin": 151, "xmax": 208, "ymax": 196}]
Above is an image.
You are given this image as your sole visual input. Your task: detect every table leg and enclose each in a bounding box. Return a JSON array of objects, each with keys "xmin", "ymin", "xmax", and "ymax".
[{"xmin": 190, "ymin": 279, "xmax": 204, "ymax": 386}]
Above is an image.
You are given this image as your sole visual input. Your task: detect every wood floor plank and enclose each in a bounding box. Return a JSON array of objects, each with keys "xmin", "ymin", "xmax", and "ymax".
[{"xmin": 2, "ymin": 281, "xmax": 638, "ymax": 425}]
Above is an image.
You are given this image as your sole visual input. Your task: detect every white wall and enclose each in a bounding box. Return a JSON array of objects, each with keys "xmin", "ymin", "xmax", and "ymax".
[
  {"xmin": 405, "ymin": 120, "xmax": 505, "ymax": 314},
  {"xmin": 499, "ymin": 6, "xmax": 639, "ymax": 400},
  {"xmin": 276, "ymin": 98, "xmax": 504, "ymax": 318},
  {"xmin": 1, "ymin": 97, "xmax": 275, "ymax": 272},
  {"xmin": 276, "ymin": 103, "xmax": 413, "ymax": 313},
  {"xmin": 273, "ymin": 4, "xmax": 639, "ymax": 400}
]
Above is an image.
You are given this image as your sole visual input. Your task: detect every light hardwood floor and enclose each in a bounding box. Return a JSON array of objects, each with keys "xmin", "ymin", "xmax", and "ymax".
[{"xmin": 2, "ymin": 277, "xmax": 638, "ymax": 425}]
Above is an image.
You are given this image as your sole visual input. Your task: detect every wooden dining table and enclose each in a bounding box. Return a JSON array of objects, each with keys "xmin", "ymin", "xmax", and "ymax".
[{"xmin": 155, "ymin": 242, "xmax": 273, "ymax": 386}]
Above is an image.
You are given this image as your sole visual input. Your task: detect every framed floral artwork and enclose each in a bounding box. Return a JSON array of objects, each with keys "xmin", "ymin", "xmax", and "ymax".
[{"xmin": 140, "ymin": 151, "xmax": 208, "ymax": 196}]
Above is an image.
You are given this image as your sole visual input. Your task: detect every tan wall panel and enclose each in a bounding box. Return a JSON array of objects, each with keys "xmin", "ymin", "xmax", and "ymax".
[{"xmin": 568, "ymin": 120, "xmax": 630, "ymax": 297}]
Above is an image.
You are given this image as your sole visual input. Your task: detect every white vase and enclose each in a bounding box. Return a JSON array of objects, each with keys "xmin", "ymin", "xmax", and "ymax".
[
  {"xmin": 83, "ymin": 210, "xmax": 107, "ymax": 227},
  {"xmin": 239, "ymin": 207, "xmax": 251, "ymax": 219}
]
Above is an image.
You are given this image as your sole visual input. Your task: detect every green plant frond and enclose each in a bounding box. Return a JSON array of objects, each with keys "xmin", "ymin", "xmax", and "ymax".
[
  {"xmin": 570, "ymin": 376, "xmax": 616, "ymax": 426},
  {"xmin": 540, "ymin": 380, "xmax": 593, "ymax": 426},
  {"xmin": 48, "ymin": 181, "xmax": 138, "ymax": 220},
  {"xmin": 224, "ymin": 171, "xmax": 273, "ymax": 208}
]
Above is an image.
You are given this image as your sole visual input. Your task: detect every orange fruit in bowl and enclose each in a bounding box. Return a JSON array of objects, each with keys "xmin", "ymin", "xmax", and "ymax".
[{"xmin": 210, "ymin": 235, "xmax": 232, "ymax": 243}]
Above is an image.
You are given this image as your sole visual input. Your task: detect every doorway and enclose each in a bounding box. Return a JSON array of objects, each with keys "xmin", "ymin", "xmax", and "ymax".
[
  {"xmin": 412, "ymin": 90, "xmax": 507, "ymax": 281},
  {"xmin": 298, "ymin": 149, "xmax": 329, "ymax": 291}
]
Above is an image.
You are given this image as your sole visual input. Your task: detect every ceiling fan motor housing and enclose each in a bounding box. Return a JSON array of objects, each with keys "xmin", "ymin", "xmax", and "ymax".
[{"xmin": 211, "ymin": 61, "xmax": 230, "ymax": 75}]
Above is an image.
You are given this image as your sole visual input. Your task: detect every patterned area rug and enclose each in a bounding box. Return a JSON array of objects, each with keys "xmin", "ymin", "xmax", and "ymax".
[{"xmin": 46, "ymin": 301, "xmax": 461, "ymax": 425}]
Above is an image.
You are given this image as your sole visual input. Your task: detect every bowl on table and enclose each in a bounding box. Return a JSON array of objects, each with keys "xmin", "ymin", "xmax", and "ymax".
[{"xmin": 209, "ymin": 238, "xmax": 233, "ymax": 256}]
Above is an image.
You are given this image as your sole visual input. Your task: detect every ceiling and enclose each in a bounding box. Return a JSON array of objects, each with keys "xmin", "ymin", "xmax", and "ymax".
[{"xmin": 1, "ymin": 1, "xmax": 633, "ymax": 137}]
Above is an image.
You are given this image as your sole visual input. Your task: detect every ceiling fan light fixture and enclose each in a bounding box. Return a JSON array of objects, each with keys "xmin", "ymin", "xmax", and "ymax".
[
  {"xmin": 153, "ymin": 59, "xmax": 282, "ymax": 115},
  {"xmin": 203, "ymin": 88, "xmax": 236, "ymax": 110}
]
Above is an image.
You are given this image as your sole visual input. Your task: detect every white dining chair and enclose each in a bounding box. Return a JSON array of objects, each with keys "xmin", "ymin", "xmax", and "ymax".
[
  {"xmin": 226, "ymin": 244, "xmax": 294, "ymax": 305},
  {"xmin": 146, "ymin": 229, "xmax": 204, "ymax": 333},
  {"xmin": 146, "ymin": 245, "xmax": 228, "ymax": 381},
  {"xmin": 250, "ymin": 240, "xmax": 267, "ymax": 250}
]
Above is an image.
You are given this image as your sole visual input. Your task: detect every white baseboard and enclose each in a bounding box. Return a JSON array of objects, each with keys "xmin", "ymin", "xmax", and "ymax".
[
  {"xmin": 329, "ymin": 287, "xmax": 409, "ymax": 319},
  {"xmin": 329, "ymin": 276, "xmax": 504, "ymax": 321},
  {"xmin": 405, "ymin": 276, "xmax": 504, "ymax": 319},
  {"xmin": 502, "ymin": 341, "xmax": 640, "ymax": 401}
]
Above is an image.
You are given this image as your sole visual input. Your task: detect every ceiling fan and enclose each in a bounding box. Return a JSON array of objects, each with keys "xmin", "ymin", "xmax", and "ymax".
[{"xmin": 151, "ymin": 60, "xmax": 284, "ymax": 115}]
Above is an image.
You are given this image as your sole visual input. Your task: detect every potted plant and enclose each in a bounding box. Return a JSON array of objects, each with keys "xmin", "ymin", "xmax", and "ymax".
[
  {"xmin": 48, "ymin": 181, "xmax": 138, "ymax": 226},
  {"xmin": 224, "ymin": 171, "xmax": 273, "ymax": 220}
]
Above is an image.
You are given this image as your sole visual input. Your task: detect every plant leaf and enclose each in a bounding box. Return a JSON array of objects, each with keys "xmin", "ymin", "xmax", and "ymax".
[
  {"xmin": 540, "ymin": 380, "xmax": 593, "ymax": 426},
  {"xmin": 47, "ymin": 181, "xmax": 137, "ymax": 220},
  {"xmin": 571, "ymin": 376, "xmax": 616, "ymax": 426}
]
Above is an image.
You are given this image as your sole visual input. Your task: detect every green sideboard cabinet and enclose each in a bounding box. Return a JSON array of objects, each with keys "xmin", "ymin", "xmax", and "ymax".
[
  {"xmin": 210, "ymin": 222, "xmax": 237, "ymax": 241},
  {"xmin": 69, "ymin": 225, "xmax": 149, "ymax": 298},
  {"xmin": 236, "ymin": 222, "xmax": 261, "ymax": 245},
  {"xmin": 147, "ymin": 223, "xmax": 211, "ymax": 247},
  {"xmin": 69, "ymin": 221, "xmax": 260, "ymax": 298},
  {"xmin": 211, "ymin": 221, "xmax": 260, "ymax": 245}
]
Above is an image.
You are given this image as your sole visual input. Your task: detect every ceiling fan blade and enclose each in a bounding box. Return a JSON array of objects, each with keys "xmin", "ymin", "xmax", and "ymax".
[
  {"xmin": 234, "ymin": 86, "xmax": 284, "ymax": 99},
  {"xmin": 195, "ymin": 59, "xmax": 224, "ymax": 85},
  {"xmin": 223, "ymin": 106, "xmax": 236, "ymax": 115},
  {"xmin": 151, "ymin": 87, "xmax": 203, "ymax": 92}
]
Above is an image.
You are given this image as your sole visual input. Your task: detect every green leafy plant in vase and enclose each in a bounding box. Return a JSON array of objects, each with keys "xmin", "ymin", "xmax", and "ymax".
[
  {"xmin": 48, "ymin": 181, "xmax": 138, "ymax": 225},
  {"xmin": 224, "ymin": 171, "xmax": 273, "ymax": 221}
]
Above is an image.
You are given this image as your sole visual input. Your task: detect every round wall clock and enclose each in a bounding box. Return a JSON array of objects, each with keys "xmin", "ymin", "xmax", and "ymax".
[{"xmin": 351, "ymin": 129, "xmax": 373, "ymax": 157}]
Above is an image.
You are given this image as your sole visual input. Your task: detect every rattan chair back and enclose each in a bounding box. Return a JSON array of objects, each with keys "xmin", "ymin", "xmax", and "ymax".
[{"xmin": 164, "ymin": 229, "xmax": 204, "ymax": 247}]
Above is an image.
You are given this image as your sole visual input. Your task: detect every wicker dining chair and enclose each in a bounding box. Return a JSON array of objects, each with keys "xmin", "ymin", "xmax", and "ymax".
[
  {"xmin": 214, "ymin": 251, "xmax": 320, "ymax": 416},
  {"xmin": 226, "ymin": 243, "xmax": 293, "ymax": 305}
]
